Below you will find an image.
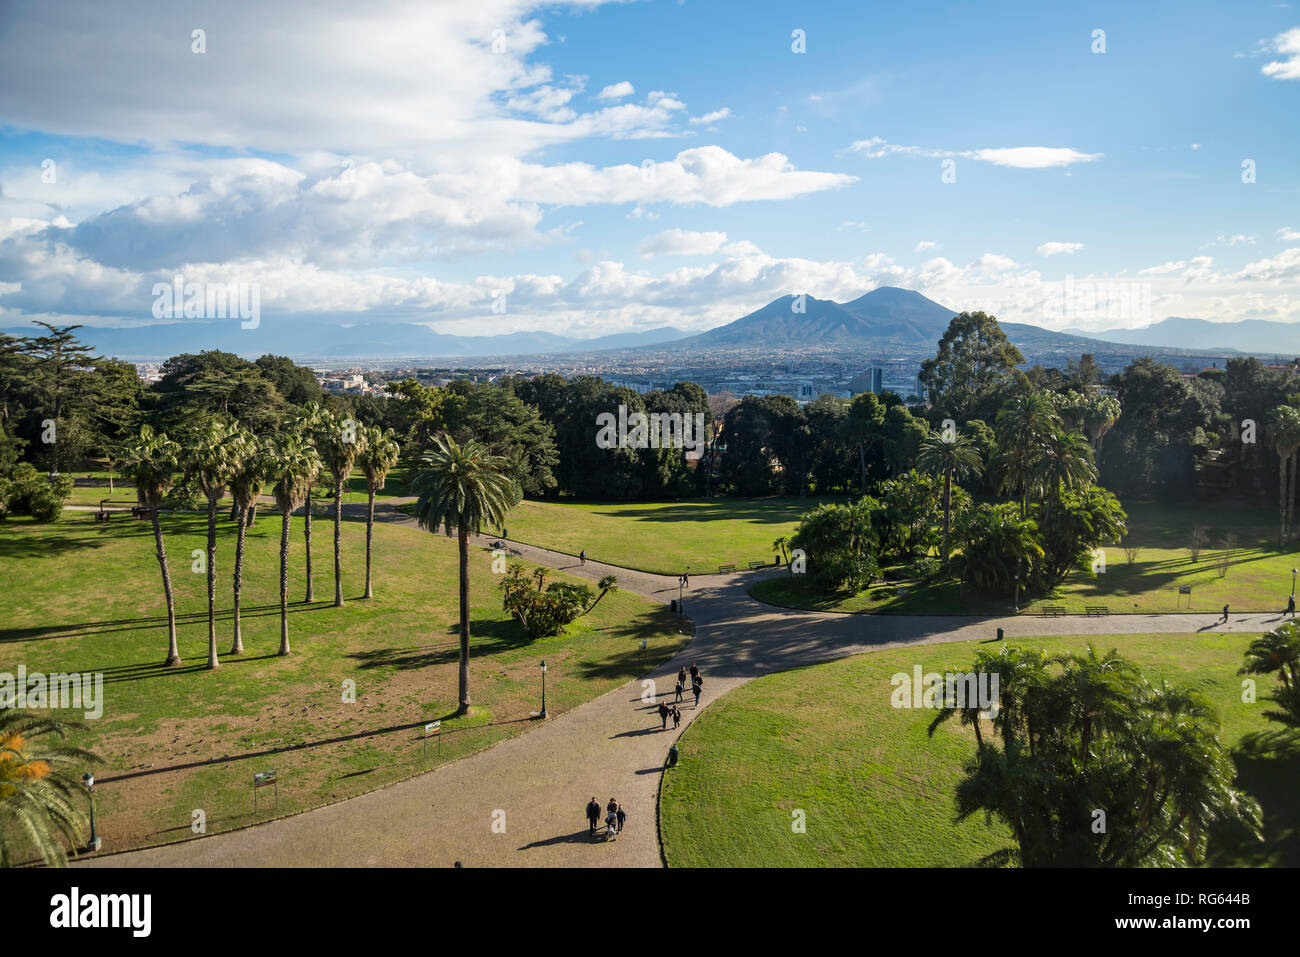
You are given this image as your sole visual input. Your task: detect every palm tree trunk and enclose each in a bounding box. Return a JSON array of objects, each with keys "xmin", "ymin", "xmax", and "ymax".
[
  {"xmin": 364, "ymin": 486, "xmax": 375, "ymax": 599},
  {"xmin": 1281, "ymin": 455, "xmax": 1288, "ymax": 548},
  {"xmin": 1287, "ymin": 448, "xmax": 1297, "ymax": 539},
  {"xmin": 152, "ymin": 511, "xmax": 181, "ymax": 666},
  {"xmin": 247, "ymin": 503, "xmax": 257, "ymax": 528},
  {"xmin": 231, "ymin": 505, "xmax": 247, "ymax": 654},
  {"xmin": 278, "ymin": 509, "xmax": 291, "ymax": 656},
  {"xmin": 206, "ymin": 495, "xmax": 220, "ymax": 670},
  {"xmin": 942, "ymin": 467, "xmax": 953, "ymax": 563},
  {"xmin": 303, "ymin": 491, "xmax": 314, "ymax": 602},
  {"xmin": 457, "ymin": 529, "xmax": 471, "ymax": 715},
  {"xmin": 333, "ymin": 478, "xmax": 345, "ymax": 607}
]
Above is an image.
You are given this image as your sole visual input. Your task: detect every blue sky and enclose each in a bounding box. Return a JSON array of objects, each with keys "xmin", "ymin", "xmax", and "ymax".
[{"xmin": 0, "ymin": 0, "xmax": 1297, "ymax": 342}]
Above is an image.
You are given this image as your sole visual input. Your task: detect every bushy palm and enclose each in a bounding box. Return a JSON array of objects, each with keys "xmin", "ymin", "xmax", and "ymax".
[
  {"xmin": 267, "ymin": 434, "xmax": 321, "ymax": 656},
  {"xmin": 316, "ymin": 409, "xmax": 368, "ymax": 607},
  {"xmin": 953, "ymin": 503, "xmax": 1043, "ymax": 597},
  {"xmin": 356, "ymin": 425, "xmax": 401, "ymax": 599},
  {"xmin": 993, "ymin": 392, "xmax": 1060, "ymax": 516},
  {"xmin": 1267, "ymin": 405, "xmax": 1300, "ymax": 545},
  {"xmin": 0, "ymin": 710, "xmax": 100, "ymax": 867},
  {"xmin": 185, "ymin": 418, "xmax": 244, "ymax": 670},
  {"xmin": 916, "ymin": 430, "xmax": 983, "ymax": 564},
  {"xmin": 412, "ymin": 434, "xmax": 519, "ymax": 715},
  {"xmin": 120, "ymin": 425, "xmax": 184, "ymax": 666},
  {"xmin": 1035, "ymin": 428, "xmax": 1097, "ymax": 521},
  {"xmin": 1239, "ymin": 623, "xmax": 1300, "ymax": 727}
]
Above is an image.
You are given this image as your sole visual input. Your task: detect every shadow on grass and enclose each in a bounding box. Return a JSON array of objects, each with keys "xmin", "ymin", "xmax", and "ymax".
[
  {"xmin": 0, "ymin": 600, "xmax": 336, "ymax": 644},
  {"xmin": 1208, "ymin": 729, "xmax": 1300, "ymax": 866}
]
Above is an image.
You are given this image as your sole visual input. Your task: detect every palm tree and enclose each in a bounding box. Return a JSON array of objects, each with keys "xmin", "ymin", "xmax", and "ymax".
[
  {"xmin": 316, "ymin": 410, "xmax": 368, "ymax": 608},
  {"xmin": 0, "ymin": 710, "xmax": 100, "ymax": 867},
  {"xmin": 1034, "ymin": 428, "xmax": 1096, "ymax": 522},
  {"xmin": 356, "ymin": 426, "xmax": 401, "ymax": 599},
  {"xmin": 267, "ymin": 434, "xmax": 321, "ymax": 657},
  {"xmin": 120, "ymin": 425, "xmax": 184, "ymax": 666},
  {"xmin": 1268, "ymin": 405, "xmax": 1300, "ymax": 545},
  {"xmin": 584, "ymin": 575, "xmax": 620, "ymax": 614},
  {"xmin": 186, "ymin": 418, "xmax": 243, "ymax": 670},
  {"xmin": 292, "ymin": 403, "xmax": 324, "ymax": 602},
  {"xmin": 916, "ymin": 430, "xmax": 983, "ymax": 564},
  {"xmin": 412, "ymin": 434, "xmax": 519, "ymax": 715},
  {"xmin": 993, "ymin": 392, "xmax": 1060, "ymax": 517},
  {"xmin": 1239, "ymin": 622, "xmax": 1300, "ymax": 727},
  {"xmin": 228, "ymin": 430, "xmax": 269, "ymax": 655}
]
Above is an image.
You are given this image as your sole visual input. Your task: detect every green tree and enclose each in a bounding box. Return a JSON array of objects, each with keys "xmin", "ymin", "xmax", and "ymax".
[
  {"xmin": 316, "ymin": 410, "xmax": 368, "ymax": 607},
  {"xmin": 0, "ymin": 710, "xmax": 101, "ymax": 868},
  {"xmin": 953, "ymin": 503, "xmax": 1043, "ymax": 597},
  {"xmin": 228, "ymin": 430, "xmax": 270, "ymax": 654},
  {"xmin": 267, "ymin": 434, "xmax": 321, "ymax": 657},
  {"xmin": 918, "ymin": 312, "xmax": 1026, "ymax": 423},
  {"xmin": 186, "ymin": 418, "xmax": 243, "ymax": 670},
  {"xmin": 1268, "ymin": 405, "xmax": 1300, "ymax": 545},
  {"xmin": 411, "ymin": 434, "xmax": 520, "ymax": 714},
  {"xmin": 1238, "ymin": 623, "xmax": 1300, "ymax": 728},
  {"xmin": 992, "ymin": 391, "xmax": 1060, "ymax": 517},
  {"xmin": 790, "ymin": 498, "xmax": 880, "ymax": 593},
  {"xmin": 292, "ymin": 403, "xmax": 325, "ymax": 602},
  {"xmin": 120, "ymin": 425, "xmax": 184, "ymax": 666},
  {"xmin": 916, "ymin": 429, "xmax": 983, "ymax": 564},
  {"xmin": 356, "ymin": 426, "xmax": 401, "ymax": 599}
]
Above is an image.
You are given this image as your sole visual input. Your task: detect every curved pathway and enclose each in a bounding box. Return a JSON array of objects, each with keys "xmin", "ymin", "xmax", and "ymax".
[{"xmin": 80, "ymin": 510, "xmax": 1280, "ymax": 869}]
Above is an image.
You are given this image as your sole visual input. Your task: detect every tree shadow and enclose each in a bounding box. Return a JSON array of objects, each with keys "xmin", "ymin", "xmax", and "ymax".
[{"xmin": 1207, "ymin": 729, "xmax": 1300, "ymax": 866}]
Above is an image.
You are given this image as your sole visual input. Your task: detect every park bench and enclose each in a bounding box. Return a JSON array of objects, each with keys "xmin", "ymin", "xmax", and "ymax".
[
  {"xmin": 1040, "ymin": 605, "xmax": 1067, "ymax": 617},
  {"xmin": 717, "ymin": 563, "xmax": 736, "ymax": 574},
  {"xmin": 748, "ymin": 560, "xmax": 767, "ymax": 570},
  {"xmin": 1085, "ymin": 605, "xmax": 1110, "ymax": 617},
  {"xmin": 94, "ymin": 498, "xmax": 112, "ymax": 523}
]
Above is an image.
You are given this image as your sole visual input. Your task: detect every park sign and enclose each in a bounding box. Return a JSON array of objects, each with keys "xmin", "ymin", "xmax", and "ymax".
[
  {"xmin": 254, "ymin": 770, "xmax": 276, "ymax": 787},
  {"xmin": 425, "ymin": 721, "xmax": 441, "ymax": 735}
]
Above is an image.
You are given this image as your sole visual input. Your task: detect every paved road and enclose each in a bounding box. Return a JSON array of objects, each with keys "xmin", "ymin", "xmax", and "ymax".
[{"xmin": 79, "ymin": 513, "xmax": 1280, "ymax": 869}]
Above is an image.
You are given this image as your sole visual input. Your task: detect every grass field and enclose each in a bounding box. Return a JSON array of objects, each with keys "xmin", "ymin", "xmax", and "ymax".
[
  {"xmin": 475, "ymin": 497, "xmax": 845, "ymax": 575},
  {"xmin": 752, "ymin": 501, "xmax": 1300, "ymax": 616},
  {"xmin": 0, "ymin": 508, "xmax": 686, "ymax": 856},
  {"xmin": 660, "ymin": 632, "xmax": 1296, "ymax": 867}
]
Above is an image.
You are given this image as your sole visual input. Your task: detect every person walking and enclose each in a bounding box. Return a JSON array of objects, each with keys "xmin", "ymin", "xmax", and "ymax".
[
  {"xmin": 678, "ymin": 665, "xmax": 688, "ymax": 688},
  {"xmin": 674, "ymin": 679, "xmax": 684, "ymax": 702},
  {"xmin": 658, "ymin": 700, "xmax": 670, "ymax": 729},
  {"xmin": 579, "ymin": 549, "xmax": 586, "ymax": 565},
  {"xmin": 606, "ymin": 806, "xmax": 618, "ymax": 837},
  {"xmin": 616, "ymin": 803, "xmax": 627, "ymax": 834},
  {"xmin": 692, "ymin": 679, "xmax": 701, "ymax": 709},
  {"xmin": 683, "ymin": 571, "xmax": 689, "ymax": 587},
  {"xmin": 672, "ymin": 705, "xmax": 681, "ymax": 729},
  {"xmin": 1222, "ymin": 603, "xmax": 1230, "ymax": 624},
  {"xmin": 689, "ymin": 662, "xmax": 699, "ymax": 684},
  {"xmin": 1288, "ymin": 594, "xmax": 1296, "ymax": 618},
  {"xmin": 585, "ymin": 796, "xmax": 601, "ymax": 835}
]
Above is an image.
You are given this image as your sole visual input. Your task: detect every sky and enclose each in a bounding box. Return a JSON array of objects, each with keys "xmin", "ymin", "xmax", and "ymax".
[{"xmin": 0, "ymin": 0, "xmax": 1297, "ymax": 344}]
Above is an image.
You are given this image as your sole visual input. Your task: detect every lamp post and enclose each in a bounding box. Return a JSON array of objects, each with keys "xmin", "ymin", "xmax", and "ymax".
[
  {"xmin": 539, "ymin": 660, "xmax": 548, "ymax": 719},
  {"xmin": 1292, "ymin": 567, "xmax": 1297, "ymax": 597},
  {"xmin": 82, "ymin": 772, "xmax": 101, "ymax": 852}
]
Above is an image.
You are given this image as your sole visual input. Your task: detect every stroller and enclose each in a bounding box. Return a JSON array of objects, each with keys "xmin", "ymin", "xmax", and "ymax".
[{"xmin": 605, "ymin": 810, "xmax": 619, "ymax": 840}]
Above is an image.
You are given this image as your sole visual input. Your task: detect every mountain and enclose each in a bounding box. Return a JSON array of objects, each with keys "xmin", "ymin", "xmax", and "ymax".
[
  {"xmin": 0, "ymin": 320, "xmax": 690, "ymax": 361},
  {"xmin": 1062, "ymin": 316, "xmax": 1299, "ymax": 355}
]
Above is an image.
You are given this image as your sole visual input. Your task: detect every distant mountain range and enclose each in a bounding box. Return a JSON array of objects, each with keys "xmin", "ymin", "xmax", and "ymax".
[
  {"xmin": 0, "ymin": 320, "xmax": 690, "ymax": 361},
  {"xmin": 4, "ymin": 287, "xmax": 1294, "ymax": 362},
  {"xmin": 1062, "ymin": 316, "xmax": 1299, "ymax": 356}
]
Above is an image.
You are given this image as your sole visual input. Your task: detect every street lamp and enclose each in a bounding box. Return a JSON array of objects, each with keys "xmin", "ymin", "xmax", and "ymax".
[
  {"xmin": 1292, "ymin": 567, "xmax": 1297, "ymax": 597},
  {"xmin": 539, "ymin": 660, "xmax": 548, "ymax": 719},
  {"xmin": 82, "ymin": 772, "xmax": 101, "ymax": 852}
]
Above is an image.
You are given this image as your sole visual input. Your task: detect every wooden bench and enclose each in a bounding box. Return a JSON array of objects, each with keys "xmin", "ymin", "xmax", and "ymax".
[
  {"xmin": 1040, "ymin": 605, "xmax": 1067, "ymax": 617},
  {"xmin": 94, "ymin": 510, "xmax": 111, "ymax": 523},
  {"xmin": 1085, "ymin": 605, "xmax": 1110, "ymax": 617},
  {"xmin": 717, "ymin": 563, "xmax": 736, "ymax": 574},
  {"xmin": 748, "ymin": 560, "xmax": 767, "ymax": 570}
]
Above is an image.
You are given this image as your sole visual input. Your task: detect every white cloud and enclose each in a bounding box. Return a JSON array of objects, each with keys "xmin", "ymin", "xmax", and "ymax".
[
  {"xmin": 689, "ymin": 108, "xmax": 732, "ymax": 125},
  {"xmin": 1037, "ymin": 241, "xmax": 1083, "ymax": 257},
  {"xmin": 844, "ymin": 137, "xmax": 1101, "ymax": 168},
  {"xmin": 639, "ymin": 228, "xmax": 729, "ymax": 258},
  {"xmin": 1277, "ymin": 227, "xmax": 1300, "ymax": 241},
  {"xmin": 1262, "ymin": 27, "xmax": 1300, "ymax": 79},
  {"xmin": 596, "ymin": 81, "xmax": 635, "ymax": 100},
  {"xmin": 914, "ymin": 240, "xmax": 939, "ymax": 252}
]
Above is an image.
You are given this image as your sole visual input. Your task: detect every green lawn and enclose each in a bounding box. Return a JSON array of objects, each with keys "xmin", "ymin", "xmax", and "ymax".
[
  {"xmin": 660, "ymin": 632, "xmax": 1296, "ymax": 867},
  {"xmin": 479, "ymin": 497, "xmax": 844, "ymax": 575},
  {"xmin": 752, "ymin": 501, "xmax": 1300, "ymax": 615},
  {"xmin": 0, "ymin": 508, "xmax": 685, "ymax": 856}
]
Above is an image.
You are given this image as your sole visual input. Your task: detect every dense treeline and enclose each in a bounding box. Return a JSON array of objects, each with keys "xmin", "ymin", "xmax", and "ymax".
[{"xmin": 2, "ymin": 316, "xmax": 1299, "ymax": 521}]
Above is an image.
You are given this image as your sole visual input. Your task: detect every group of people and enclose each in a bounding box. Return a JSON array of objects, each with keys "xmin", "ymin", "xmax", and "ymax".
[
  {"xmin": 658, "ymin": 662, "xmax": 703, "ymax": 730},
  {"xmin": 586, "ymin": 796, "xmax": 626, "ymax": 838}
]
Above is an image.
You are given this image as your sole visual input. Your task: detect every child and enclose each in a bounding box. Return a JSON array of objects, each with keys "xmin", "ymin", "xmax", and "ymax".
[{"xmin": 672, "ymin": 706, "xmax": 681, "ymax": 729}]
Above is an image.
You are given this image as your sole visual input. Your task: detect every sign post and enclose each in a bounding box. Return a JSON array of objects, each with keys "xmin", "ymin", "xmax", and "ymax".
[
  {"xmin": 253, "ymin": 769, "xmax": 277, "ymax": 813},
  {"xmin": 424, "ymin": 720, "xmax": 441, "ymax": 760},
  {"xmin": 1178, "ymin": 584, "xmax": 1192, "ymax": 609}
]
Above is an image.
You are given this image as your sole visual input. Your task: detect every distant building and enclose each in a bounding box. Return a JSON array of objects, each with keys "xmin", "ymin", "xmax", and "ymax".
[{"xmin": 868, "ymin": 368, "xmax": 884, "ymax": 394}]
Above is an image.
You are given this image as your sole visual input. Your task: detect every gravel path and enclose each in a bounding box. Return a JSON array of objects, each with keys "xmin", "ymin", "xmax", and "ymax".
[{"xmin": 78, "ymin": 510, "xmax": 1279, "ymax": 869}]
